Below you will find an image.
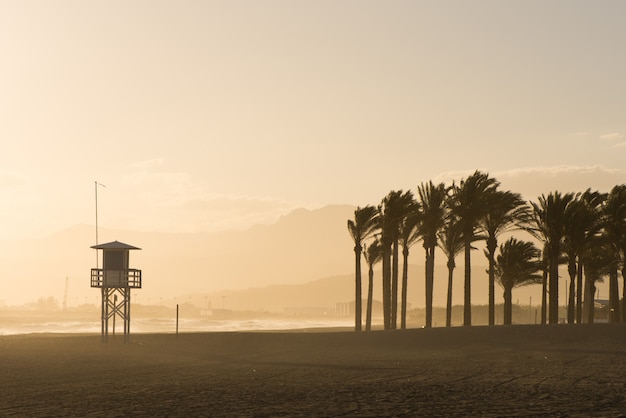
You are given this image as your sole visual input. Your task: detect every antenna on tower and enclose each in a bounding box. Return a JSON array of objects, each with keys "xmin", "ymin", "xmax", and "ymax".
[{"xmin": 95, "ymin": 181, "xmax": 106, "ymax": 268}]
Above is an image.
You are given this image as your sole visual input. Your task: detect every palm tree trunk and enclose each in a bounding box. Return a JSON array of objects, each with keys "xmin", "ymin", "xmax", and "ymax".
[
  {"xmin": 609, "ymin": 269, "xmax": 620, "ymax": 323},
  {"xmin": 541, "ymin": 268, "xmax": 547, "ymax": 325},
  {"xmin": 503, "ymin": 288, "xmax": 513, "ymax": 325},
  {"xmin": 429, "ymin": 246, "xmax": 436, "ymax": 325},
  {"xmin": 567, "ymin": 257, "xmax": 576, "ymax": 324},
  {"xmin": 354, "ymin": 246, "xmax": 362, "ymax": 332},
  {"xmin": 382, "ymin": 246, "xmax": 391, "ymax": 330},
  {"xmin": 366, "ymin": 264, "xmax": 374, "ymax": 331},
  {"xmin": 424, "ymin": 250, "xmax": 429, "ymax": 327},
  {"xmin": 589, "ymin": 282, "xmax": 596, "ymax": 323},
  {"xmin": 391, "ymin": 240, "xmax": 399, "ymax": 330},
  {"xmin": 446, "ymin": 260, "xmax": 455, "ymax": 327},
  {"xmin": 425, "ymin": 248, "xmax": 434, "ymax": 328},
  {"xmin": 622, "ymin": 265, "xmax": 626, "ymax": 323},
  {"xmin": 549, "ymin": 250, "xmax": 559, "ymax": 324},
  {"xmin": 487, "ymin": 237, "xmax": 496, "ymax": 327},
  {"xmin": 401, "ymin": 247, "xmax": 409, "ymax": 329},
  {"xmin": 576, "ymin": 261, "xmax": 583, "ymax": 324},
  {"xmin": 583, "ymin": 265, "xmax": 592, "ymax": 323},
  {"xmin": 463, "ymin": 239, "xmax": 472, "ymax": 326}
]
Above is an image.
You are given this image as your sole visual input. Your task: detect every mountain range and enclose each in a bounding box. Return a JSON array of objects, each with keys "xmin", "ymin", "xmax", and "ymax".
[
  {"xmin": 1, "ymin": 205, "xmax": 356, "ymax": 305},
  {"xmin": 0, "ymin": 204, "xmax": 550, "ymax": 312}
]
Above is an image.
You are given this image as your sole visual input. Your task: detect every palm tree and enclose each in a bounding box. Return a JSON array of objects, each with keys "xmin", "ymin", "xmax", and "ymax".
[
  {"xmin": 577, "ymin": 190, "xmax": 606, "ymax": 323},
  {"xmin": 378, "ymin": 190, "xmax": 413, "ymax": 329},
  {"xmin": 530, "ymin": 192, "xmax": 576, "ymax": 324},
  {"xmin": 438, "ymin": 218, "xmax": 465, "ymax": 327},
  {"xmin": 601, "ymin": 185, "xmax": 626, "ymax": 323},
  {"xmin": 416, "ymin": 181, "xmax": 449, "ymax": 328},
  {"xmin": 449, "ymin": 171, "xmax": 500, "ymax": 326},
  {"xmin": 536, "ymin": 244, "xmax": 568, "ymax": 324},
  {"xmin": 494, "ymin": 238, "xmax": 542, "ymax": 325},
  {"xmin": 614, "ymin": 186, "xmax": 626, "ymax": 322},
  {"xmin": 393, "ymin": 191, "xmax": 416, "ymax": 329},
  {"xmin": 347, "ymin": 205, "xmax": 380, "ymax": 331},
  {"xmin": 563, "ymin": 196, "xmax": 584, "ymax": 325},
  {"xmin": 378, "ymin": 196, "xmax": 395, "ymax": 331},
  {"xmin": 581, "ymin": 239, "xmax": 614, "ymax": 323},
  {"xmin": 480, "ymin": 190, "xmax": 530, "ymax": 326},
  {"xmin": 363, "ymin": 238, "xmax": 383, "ymax": 331},
  {"xmin": 399, "ymin": 208, "xmax": 420, "ymax": 329},
  {"xmin": 562, "ymin": 190, "xmax": 605, "ymax": 324}
]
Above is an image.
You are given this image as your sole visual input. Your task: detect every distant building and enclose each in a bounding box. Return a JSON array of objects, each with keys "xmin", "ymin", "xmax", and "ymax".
[{"xmin": 335, "ymin": 300, "xmax": 388, "ymax": 317}]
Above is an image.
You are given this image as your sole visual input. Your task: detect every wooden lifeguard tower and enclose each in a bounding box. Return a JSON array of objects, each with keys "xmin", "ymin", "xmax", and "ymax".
[{"xmin": 90, "ymin": 241, "xmax": 142, "ymax": 343}]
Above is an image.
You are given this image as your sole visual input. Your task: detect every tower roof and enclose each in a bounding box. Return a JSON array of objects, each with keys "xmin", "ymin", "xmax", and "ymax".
[{"xmin": 90, "ymin": 240, "xmax": 141, "ymax": 250}]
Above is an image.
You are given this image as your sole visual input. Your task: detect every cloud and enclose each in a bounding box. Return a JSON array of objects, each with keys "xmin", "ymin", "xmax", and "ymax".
[
  {"xmin": 494, "ymin": 165, "xmax": 625, "ymax": 199},
  {"xmin": 494, "ymin": 165, "xmax": 621, "ymax": 177},
  {"xmin": 431, "ymin": 169, "xmax": 481, "ymax": 185},
  {"xmin": 432, "ymin": 165, "xmax": 625, "ymax": 200},
  {"xmin": 179, "ymin": 194, "xmax": 310, "ymax": 231},
  {"xmin": 113, "ymin": 170, "xmax": 313, "ymax": 234},
  {"xmin": 131, "ymin": 158, "xmax": 165, "ymax": 169},
  {"xmin": 600, "ymin": 132, "xmax": 623, "ymax": 141},
  {"xmin": 598, "ymin": 133, "xmax": 626, "ymax": 148}
]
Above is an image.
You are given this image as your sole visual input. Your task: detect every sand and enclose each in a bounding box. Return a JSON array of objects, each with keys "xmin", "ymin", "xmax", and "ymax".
[{"xmin": 1, "ymin": 324, "xmax": 625, "ymax": 417}]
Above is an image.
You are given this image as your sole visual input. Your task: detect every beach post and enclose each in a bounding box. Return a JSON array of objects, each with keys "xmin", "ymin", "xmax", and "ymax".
[{"xmin": 90, "ymin": 241, "xmax": 142, "ymax": 343}]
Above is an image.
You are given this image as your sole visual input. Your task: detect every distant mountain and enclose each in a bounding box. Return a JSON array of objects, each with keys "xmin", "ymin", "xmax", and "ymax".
[
  {"xmin": 0, "ymin": 204, "xmax": 549, "ymax": 312},
  {"xmin": 0, "ymin": 205, "xmax": 357, "ymax": 305},
  {"xmin": 186, "ymin": 263, "xmax": 495, "ymax": 314}
]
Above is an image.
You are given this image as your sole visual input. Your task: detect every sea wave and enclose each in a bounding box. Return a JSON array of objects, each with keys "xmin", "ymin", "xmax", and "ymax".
[{"xmin": 0, "ymin": 317, "xmax": 355, "ymax": 335}]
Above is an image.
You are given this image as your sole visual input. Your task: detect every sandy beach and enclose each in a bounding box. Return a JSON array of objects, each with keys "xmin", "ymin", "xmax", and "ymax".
[{"xmin": 1, "ymin": 324, "xmax": 625, "ymax": 417}]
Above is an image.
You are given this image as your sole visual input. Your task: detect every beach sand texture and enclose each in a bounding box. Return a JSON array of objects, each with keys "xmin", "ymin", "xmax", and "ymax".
[{"xmin": 1, "ymin": 324, "xmax": 625, "ymax": 417}]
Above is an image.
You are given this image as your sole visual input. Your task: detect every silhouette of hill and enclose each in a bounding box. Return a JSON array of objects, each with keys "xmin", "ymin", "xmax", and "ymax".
[
  {"xmin": 0, "ymin": 204, "xmax": 553, "ymax": 312},
  {"xmin": 192, "ymin": 263, "xmax": 494, "ymax": 314},
  {"xmin": 0, "ymin": 205, "xmax": 357, "ymax": 305}
]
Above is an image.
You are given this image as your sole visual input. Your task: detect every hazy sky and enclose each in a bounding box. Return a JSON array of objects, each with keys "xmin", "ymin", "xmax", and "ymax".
[{"xmin": 2, "ymin": 1, "xmax": 625, "ymax": 240}]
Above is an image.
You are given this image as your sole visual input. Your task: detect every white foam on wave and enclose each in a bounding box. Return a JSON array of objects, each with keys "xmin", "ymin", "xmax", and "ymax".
[{"xmin": 0, "ymin": 318, "xmax": 355, "ymax": 335}]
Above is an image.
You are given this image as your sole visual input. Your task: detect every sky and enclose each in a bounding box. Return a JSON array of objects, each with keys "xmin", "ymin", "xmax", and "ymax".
[{"xmin": 1, "ymin": 1, "xmax": 625, "ymax": 241}]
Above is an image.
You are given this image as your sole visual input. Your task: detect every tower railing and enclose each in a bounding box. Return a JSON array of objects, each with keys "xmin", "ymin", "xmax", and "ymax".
[{"xmin": 90, "ymin": 269, "xmax": 142, "ymax": 288}]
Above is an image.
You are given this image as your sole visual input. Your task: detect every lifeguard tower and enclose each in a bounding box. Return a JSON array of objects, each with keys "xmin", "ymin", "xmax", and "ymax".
[{"xmin": 90, "ymin": 241, "xmax": 142, "ymax": 343}]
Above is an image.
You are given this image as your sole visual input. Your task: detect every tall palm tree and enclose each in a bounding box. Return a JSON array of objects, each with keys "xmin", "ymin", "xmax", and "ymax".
[
  {"xmin": 480, "ymin": 190, "xmax": 530, "ymax": 326},
  {"xmin": 347, "ymin": 205, "xmax": 380, "ymax": 331},
  {"xmin": 378, "ymin": 197, "xmax": 395, "ymax": 331},
  {"xmin": 438, "ymin": 218, "xmax": 465, "ymax": 327},
  {"xmin": 494, "ymin": 238, "xmax": 542, "ymax": 325},
  {"xmin": 563, "ymin": 196, "xmax": 584, "ymax": 325},
  {"xmin": 577, "ymin": 190, "xmax": 606, "ymax": 323},
  {"xmin": 562, "ymin": 190, "xmax": 605, "ymax": 324},
  {"xmin": 392, "ymin": 191, "xmax": 416, "ymax": 329},
  {"xmin": 536, "ymin": 244, "xmax": 568, "ymax": 324},
  {"xmin": 399, "ymin": 208, "xmax": 420, "ymax": 329},
  {"xmin": 449, "ymin": 171, "xmax": 500, "ymax": 326},
  {"xmin": 378, "ymin": 190, "xmax": 413, "ymax": 329},
  {"xmin": 614, "ymin": 186, "xmax": 626, "ymax": 322},
  {"xmin": 581, "ymin": 239, "xmax": 614, "ymax": 323},
  {"xmin": 601, "ymin": 185, "xmax": 626, "ymax": 323},
  {"xmin": 363, "ymin": 238, "xmax": 383, "ymax": 331},
  {"xmin": 416, "ymin": 181, "xmax": 449, "ymax": 328},
  {"xmin": 530, "ymin": 192, "xmax": 576, "ymax": 324}
]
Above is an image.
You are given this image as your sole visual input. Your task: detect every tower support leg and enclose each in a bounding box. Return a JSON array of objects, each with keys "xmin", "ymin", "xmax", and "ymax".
[{"xmin": 101, "ymin": 287, "xmax": 132, "ymax": 344}]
